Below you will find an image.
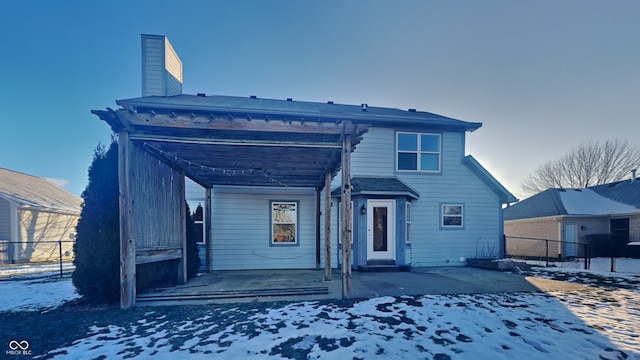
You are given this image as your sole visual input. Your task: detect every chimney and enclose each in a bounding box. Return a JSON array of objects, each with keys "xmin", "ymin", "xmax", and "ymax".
[
  {"xmin": 141, "ymin": 34, "xmax": 183, "ymax": 96},
  {"xmin": 632, "ymin": 169, "xmax": 637, "ymax": 183}
]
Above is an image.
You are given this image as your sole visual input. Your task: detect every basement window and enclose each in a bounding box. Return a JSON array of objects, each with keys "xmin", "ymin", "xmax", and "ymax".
[{"xmin": 271, "ymin": 201, "xmax": 298, "ymax": 245}]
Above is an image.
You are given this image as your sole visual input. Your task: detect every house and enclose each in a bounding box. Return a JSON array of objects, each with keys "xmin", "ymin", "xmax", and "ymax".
[
  {"xmin": 0, "ymin": 168, "xmax": 82, "ymax": 264},
  {"xmin": 92, "ymin": 34, "xmax": 517, "ymax": 307},
  {"xmin": 503, "ymin": 178, "xmax": 640, "ymax": 258}
]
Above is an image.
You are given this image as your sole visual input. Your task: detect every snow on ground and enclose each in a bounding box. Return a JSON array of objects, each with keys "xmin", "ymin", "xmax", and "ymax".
[
  {"xmin": 42, "ymin": 290, "xmax": 639, "ymax": 360},
  {"xmin": 1, "ymin": 261, "xmax": 639, "ymax": 359},
  {"xmin": 518, "ymin": 257, "xmax": 640, "ymax": 275},
  {"xmin": 0, "ymin": 262, "xmax": 75, "ymax": 279},
  {"xmin": 0, "ymin": 276, "xmax": 79, "ymax": 312}
]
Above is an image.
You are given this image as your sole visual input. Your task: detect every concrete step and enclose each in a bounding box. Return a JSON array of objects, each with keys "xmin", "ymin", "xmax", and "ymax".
[
  {"xmin": 357, "ymin": 265, "xmax": 411, "ymax": 272},
  {"xmin": 136, "ymin": 286, "xmax": 329, "ymax": 303}
]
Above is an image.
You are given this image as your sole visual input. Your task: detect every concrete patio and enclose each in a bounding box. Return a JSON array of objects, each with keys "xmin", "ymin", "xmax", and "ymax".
[{"xmin": 136, "ymin": 266, "xmax": 587, "ymax": 306}]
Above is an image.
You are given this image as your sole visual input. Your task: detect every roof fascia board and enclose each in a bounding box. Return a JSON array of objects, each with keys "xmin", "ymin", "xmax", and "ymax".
[
  {"xmin": 464, "ymin": 155, "xmax": 518, "ymax": 203},
  {"xmin": 116, "ymin": 98, "xmax": 482, "ymax": 132}
]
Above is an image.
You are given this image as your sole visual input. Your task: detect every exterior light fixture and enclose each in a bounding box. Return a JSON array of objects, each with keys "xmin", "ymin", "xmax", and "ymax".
[{"xmin": 360, "ymin": 204, "xmax": 367, "ymax": 214}]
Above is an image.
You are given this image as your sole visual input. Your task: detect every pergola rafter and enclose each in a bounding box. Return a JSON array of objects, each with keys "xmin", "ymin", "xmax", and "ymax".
[{"xmin": 92, "ymin": 100, "xmax": 368, "ymax": 308}]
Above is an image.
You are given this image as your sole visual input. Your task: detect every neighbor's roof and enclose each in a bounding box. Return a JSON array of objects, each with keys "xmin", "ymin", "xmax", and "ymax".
[
  {"xmin": 589, "ymin": 177, "xmax": 640, "ymax": 209},
  {"xmin": 503, "ymin": 188, "xmax": 640, "ymax": 221},
  {"xmin": 116, "ymin": 94, "xmax": 483, "ymax": 132},
  {"xmin": 0, "ymin": 168, "xmax": 82, "ymax": 214},
  {"xmin": 332, "ymin": 177, "xmax": 420, "ymax": 199}
]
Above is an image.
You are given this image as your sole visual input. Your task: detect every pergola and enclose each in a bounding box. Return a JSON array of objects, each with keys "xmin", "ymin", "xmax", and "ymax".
[{"xmin": 93, "ymin": 94, "xmax": 370, "ymax": 308}]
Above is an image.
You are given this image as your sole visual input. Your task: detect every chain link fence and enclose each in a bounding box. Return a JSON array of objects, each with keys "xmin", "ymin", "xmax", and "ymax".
[
  {"xmin": 505, "ymin": 236, "xmax": 591, "ymax": 270},
  {"xmin": 0, "ymin": 240, "xmax": 75, "ymax": 278}
]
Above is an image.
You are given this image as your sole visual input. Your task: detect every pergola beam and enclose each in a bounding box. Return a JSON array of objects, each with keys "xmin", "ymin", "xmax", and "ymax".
[
  {"xmin": 118, "ymin": 110, "xmax": 351, "ymax": 135},
  {"xmin": 131, "ymin": 134, "xmax": 343, "ymax": 149}
]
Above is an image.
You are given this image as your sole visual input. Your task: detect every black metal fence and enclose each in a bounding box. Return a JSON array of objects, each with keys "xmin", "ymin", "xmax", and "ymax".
[
  {"xmin": 505, "ymin": 236, "xmax": 591, "ymax": 270},
  {"xmin": 0, "ymin": 240, "xmax": 75, "ymax": 278}
]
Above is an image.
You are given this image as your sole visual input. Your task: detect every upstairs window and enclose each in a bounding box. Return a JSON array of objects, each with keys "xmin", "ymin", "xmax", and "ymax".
[{"xmin": 397, "ymin": 132, "xmax": 441, "ymax": 172}]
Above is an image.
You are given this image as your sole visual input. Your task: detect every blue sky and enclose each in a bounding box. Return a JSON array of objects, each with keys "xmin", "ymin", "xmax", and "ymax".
[{"xmin": 1, "ymin": 1, "xmax": 638, "ymax": 198}]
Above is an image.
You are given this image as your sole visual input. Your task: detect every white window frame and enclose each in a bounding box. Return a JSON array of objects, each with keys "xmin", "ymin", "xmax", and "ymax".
[
  {"xmin": 271, "ymin": 201, "xmax": 298, "ymax": 245},
  {"xmin": 441, "ymin": 204, "xmax": 464, "ymax": 228},
  {"xmin": 194, "ymin": 219, "xmax": 205, "ymax": 244},
  {"xmin": 406, "ymin": 202, "xmax": 412, "ymax": 244},
  {"xmin": 396, "ymin": 132, "xmax": 441, "ymax": 172}
]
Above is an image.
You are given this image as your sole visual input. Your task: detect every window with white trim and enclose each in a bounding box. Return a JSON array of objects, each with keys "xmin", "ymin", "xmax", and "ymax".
[
  {"xmin": 442, "ymin": 204, "xmax": 463, "ymax": 228},
  {"xmin": 406, "ymin": 202, "xmax": 412, "ymax": 244},
  {"xmin": 271, "ymin": 201, "xmax": 298, "ymax": 244},
  {"xmin": 193, "ymin": 204, "xmax": 205, "ymax": 244},
  {"xmin": 397, "ymin": 132, "xmax": 441, "ymax": 172}
]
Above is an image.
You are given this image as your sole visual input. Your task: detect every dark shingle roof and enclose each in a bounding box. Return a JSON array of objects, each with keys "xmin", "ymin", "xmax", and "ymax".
[
  {"xmin": 116, "ymin": 94, "xmax": 482, "ymax": 131},
  {"xmin": 503, "ymin": 189, "xmax": 566, "ymax": 220},
  {"xmin": 332, "ymin": 177, "xmax": 419, "ymax": 199},
  {"xmin": 589, "ymin": 178, "xmax": 640, "ymax": 208},
  {"xmin": 504, "ymin": 185, "xmax": 640, "ymax": 221},
  {"xmin": 0, "ymin": 168, "xmax": 82, "ymax": 214}
]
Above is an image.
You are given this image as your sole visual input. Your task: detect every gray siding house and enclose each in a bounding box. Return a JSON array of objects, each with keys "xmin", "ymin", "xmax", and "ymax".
[
  {"xmin": 0, "ymin": 168, "xmax": 82, "ymax": 263},
  {"xmin": 93, "ymin": 34, "xmax": 518, "ymax": 307},
  {"xmin": 144, "ymin": 95, "xmax": 517, "ymax": 271}
]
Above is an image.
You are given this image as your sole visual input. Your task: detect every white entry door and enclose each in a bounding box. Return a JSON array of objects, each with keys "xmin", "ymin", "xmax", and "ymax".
[
  {"xmin": 366, "ymin": 199, "xmax": 396, "ymax": 260},
  {"xmin": 565, "ymin": 224, "xmax": 577, "ymax": 257}
]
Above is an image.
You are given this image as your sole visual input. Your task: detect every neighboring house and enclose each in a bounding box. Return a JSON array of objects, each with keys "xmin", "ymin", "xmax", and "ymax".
[
  {"xmin": 0, "ymin": 168, "xmax": 82, "ymax": 264},
  {"xmin": 503, "ymin": 178, "xmax": 640, "ymax": 258}
]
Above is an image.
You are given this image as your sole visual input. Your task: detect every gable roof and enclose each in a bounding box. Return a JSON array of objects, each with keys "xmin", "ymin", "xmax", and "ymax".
[
  {"xmin": 115, "ymin": 94, "xmax": 483, "ymax": 132},
  {"xmin": 463, "ymin": 155, "xmax": 518, "ymax": 204},
  {"xmin": 95, "ymin": 94, "xmax": 483, "ymax": 189},
  {"xmin": 0, "ymin": 168, "xmax": 82, "ymax": 214},
  {"xmin": 503, "ymin": 187, "xmax": 640, "ymax": 221}
]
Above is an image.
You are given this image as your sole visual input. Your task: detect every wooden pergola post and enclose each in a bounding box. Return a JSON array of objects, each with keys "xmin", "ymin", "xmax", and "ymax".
[
  {"xmin": 177, "ymin": 172, "xmax": 187, "ymax": 285},
  {"xmin": 324, "ymin": 171, "xmax": 332, "ymax": 281},
  {"xmin": 341, "ymin": 130, "xmax": 352, "ymax": 299},
  {"xmin": 118, "ymin": 131, "xmax": 136, "ymax": 309},
  {"xmin": 315, "ymin": 189, "xmax": 321, "ymax": 269},
  {"xmin": 205, "ymin": 187, "xmax": 212, "ymax": 272}
]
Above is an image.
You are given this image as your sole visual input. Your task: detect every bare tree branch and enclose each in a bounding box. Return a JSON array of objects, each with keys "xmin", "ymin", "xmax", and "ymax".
[{"xmin": 521, "ymin": 139, "xmax": 640, "ymax": 197}]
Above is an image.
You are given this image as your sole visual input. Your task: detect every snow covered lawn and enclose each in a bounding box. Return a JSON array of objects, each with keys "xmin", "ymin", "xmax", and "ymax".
[
  {"xmin": 0, "ymin": 267, "xmax": 638, "ymax": 359},
  {"xmin": 0, "ymin": 277, "xmax": 79, "ymax": 312}
]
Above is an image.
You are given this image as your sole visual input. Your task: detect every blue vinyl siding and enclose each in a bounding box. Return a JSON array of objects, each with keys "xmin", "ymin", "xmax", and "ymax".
[
  {"xmin": 210, "ymin": 186, "xmax": 316, "ymax": 270},
  {"xmin": 332, "ymin": 127, "xmax": 503, "ymax": 267},
  {"xmin": 211, "ymin": 126, "xmax": 506, "ymax": 270}
]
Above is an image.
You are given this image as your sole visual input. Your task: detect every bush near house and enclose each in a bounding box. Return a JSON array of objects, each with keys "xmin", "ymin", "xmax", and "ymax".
[
  {"xmin": 73, "ymin": 139, "xmax": 201, "ymax": 304},
  {"xmin": 73, "ymin": 140, "xmax": 120, "ymax": 304}
]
